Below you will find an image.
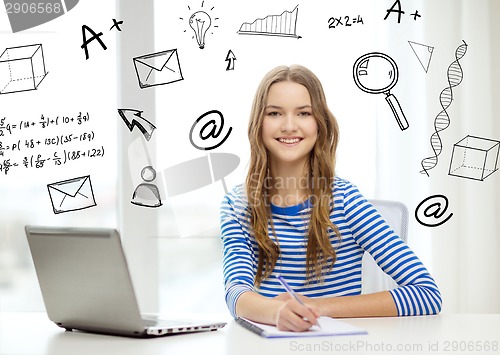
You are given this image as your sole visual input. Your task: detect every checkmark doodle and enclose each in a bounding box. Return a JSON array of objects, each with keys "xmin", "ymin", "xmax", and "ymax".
[{"xmin": 4, "ymin": 0, "xmax": 80, "ymax": 33}]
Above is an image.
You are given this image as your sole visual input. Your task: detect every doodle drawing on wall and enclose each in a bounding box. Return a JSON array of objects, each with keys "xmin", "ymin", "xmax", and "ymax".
[
  {"xmin": 0, "ymin": 44, "xmax": 48, "ymax": 95},
  {"xmin": 179, "ymin": 2, "xmax": 219, "ymax": 49},
  {"xmin": 189, "ymin": 109, "xmax": 233, "ymax": 151},
  {"xmin": 118, "ymin": 109, "xmax": 156, "ymax": 141},
  {"xmin": 47, "ymin": 175, "xmax": 96, "ymax": 214},
  {"xmin": 408, "ymin": 41, "xmax": 434, "ymax": 73},
  {"xmin": 131, "ymin": 166, "xmax": 162, "ymax": 208},
  {"xmin": 353, "ymin": 52, "xmax": 408, "ymax": 130},
  {"xmin": 133, "ymin": 49, "xmax": 183, "ymax": 89},
  {"xmin": 225, "ymin": 50, "xmax": 236, "ymax": 71},
  {"xmin": 415, "ymin": 194, "xmax": 453, "ymax": 227},
  {"xmin": 448, "ymin": 135, "xmax": 499, "ymax": 181},
  {"xmin": 237, "ymin": 5, "xmax": 301, "ymax": 39},
  {"xmin": 420, "ymin": 40, "xmax": 468, "ymax": 176}
]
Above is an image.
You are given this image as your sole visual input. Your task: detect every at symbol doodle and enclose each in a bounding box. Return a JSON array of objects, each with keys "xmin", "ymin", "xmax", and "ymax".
[
  {"xmin": 189, "ymin": 109, "xmax": 232, "ymax": 151},
  {"xmin": 415, "ymin": 194, "xmax": 454, "ymax": 227}
]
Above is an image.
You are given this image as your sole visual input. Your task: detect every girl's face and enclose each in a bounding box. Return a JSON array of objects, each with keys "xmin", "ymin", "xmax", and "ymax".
[{"xmin": 262, "ymin": 81, "xmax": 318, "ymax": 170}]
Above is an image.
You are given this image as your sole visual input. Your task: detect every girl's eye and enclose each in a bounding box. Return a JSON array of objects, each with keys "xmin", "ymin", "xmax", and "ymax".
[
  {"xmin": 267, "ymin": 111, "xmax": 281, "ymax": 117},
  {"xmin": 298, "ymin": 111, "xmax": 312, "ymax": 116}
]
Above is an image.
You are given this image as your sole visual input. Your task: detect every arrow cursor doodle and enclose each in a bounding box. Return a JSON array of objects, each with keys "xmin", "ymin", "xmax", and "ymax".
[
  {"xmin": 118, "ymin": 109, "xmax": 156, "ymax": 141},
  {"xmin": 225, "ymin": 50, "xmax": 236, "ymax": 71}
]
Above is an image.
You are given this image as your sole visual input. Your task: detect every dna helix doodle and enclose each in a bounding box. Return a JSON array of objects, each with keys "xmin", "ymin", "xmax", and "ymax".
[{"xmin": 420, "ymin": 40, "xmax": 468, "ymax": 176}]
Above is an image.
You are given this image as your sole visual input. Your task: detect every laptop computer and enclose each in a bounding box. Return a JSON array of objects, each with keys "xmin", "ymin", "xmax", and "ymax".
[{"xmin": 25, "ymin": 225, "xmax": 226, "ymax": 337}]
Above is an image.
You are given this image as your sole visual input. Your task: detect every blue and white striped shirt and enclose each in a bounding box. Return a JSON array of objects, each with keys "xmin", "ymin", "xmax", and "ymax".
[{"xmin": 220, "ymin": 177, "xmax": 442, "ymax": 318}]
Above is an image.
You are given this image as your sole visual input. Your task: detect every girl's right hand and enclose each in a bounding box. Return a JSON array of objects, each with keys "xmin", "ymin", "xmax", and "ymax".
[{"xmin": 274, "ymin": 298, "xmax": 320, "ymax": 332}]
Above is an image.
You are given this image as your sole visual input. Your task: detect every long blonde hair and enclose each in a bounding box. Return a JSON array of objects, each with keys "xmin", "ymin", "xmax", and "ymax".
[{"xmin": 245, "ymin": 65, "xmax": 341, "ymax": 287}]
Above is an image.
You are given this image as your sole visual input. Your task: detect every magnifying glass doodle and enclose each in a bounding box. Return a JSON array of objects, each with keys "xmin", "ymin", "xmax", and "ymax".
[{"xmin": 353, "ymin": 52, "xmax": 409, "ymax": 130}]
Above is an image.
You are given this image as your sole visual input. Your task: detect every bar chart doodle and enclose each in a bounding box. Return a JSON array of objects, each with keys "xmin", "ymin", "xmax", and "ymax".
[
  {"xmin": 237, "ymin": 5, "xmax": 301, "ymax": 39},
  {"xmin": 420, "ymin": 40, "xmax": 468, "ymax": 176}
]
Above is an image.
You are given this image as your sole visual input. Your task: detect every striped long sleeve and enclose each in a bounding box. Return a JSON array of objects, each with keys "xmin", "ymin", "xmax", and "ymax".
[{"xmin": 220, "ymin": 178, "xmax": 442, "ymax": 318}]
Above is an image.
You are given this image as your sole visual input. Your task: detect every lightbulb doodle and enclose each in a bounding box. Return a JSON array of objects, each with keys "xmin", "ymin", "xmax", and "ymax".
[
  {"xmin": 420, "ymin": 40, "xmax": 468, "ymax": 176},
  {"xmin": 237, "ymin": 5, "xmax": 301, "ymax": 39},
  {"xmin": 353, "ymin": 52, "xmax": 408, "ymax": 130},
  {"xmin": 179, "ymin": 1, "xmax": 219, "ymax": 49}
]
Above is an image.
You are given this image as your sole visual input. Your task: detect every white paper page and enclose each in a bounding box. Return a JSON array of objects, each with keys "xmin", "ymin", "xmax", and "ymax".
[{"xmin": 242, "ymin": 317, "xmax": 368, "ymax": 338}]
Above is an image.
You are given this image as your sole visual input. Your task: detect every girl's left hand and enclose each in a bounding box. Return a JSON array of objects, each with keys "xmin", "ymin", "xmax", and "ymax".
[
  {"xmin": 274, "ymin": 292, "xmax": 310, "ymax": 303},
  {"xmin": 274, "ymin": 293, "xmax": 328, "ymax": 317}
]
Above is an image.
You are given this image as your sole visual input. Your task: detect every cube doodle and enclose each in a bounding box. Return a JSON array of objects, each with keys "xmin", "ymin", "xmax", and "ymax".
[{"xmin": 448, "ymin": 135, "xmax": 500, "ymax": 181}]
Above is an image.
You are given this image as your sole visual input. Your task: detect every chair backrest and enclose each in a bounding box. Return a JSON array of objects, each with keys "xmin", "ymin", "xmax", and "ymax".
[{"xmin": 361, "ymin": 199, "xmax": 409, "ymax": 294}]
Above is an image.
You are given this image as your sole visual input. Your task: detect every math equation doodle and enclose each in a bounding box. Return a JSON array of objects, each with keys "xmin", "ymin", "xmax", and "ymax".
[
  {"xmin": 0, "ymin": 112, "xmax": 106, "ymax": 176},
  {"xmin": 328, "ymin": 15, "xmax": 364, "ymax": 29}
]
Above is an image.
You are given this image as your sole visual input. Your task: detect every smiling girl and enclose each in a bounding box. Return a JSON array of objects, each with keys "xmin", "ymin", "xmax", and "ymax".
[{"xmin": 220, "ymin": 65, "xmax": 441, "ymax": 332}]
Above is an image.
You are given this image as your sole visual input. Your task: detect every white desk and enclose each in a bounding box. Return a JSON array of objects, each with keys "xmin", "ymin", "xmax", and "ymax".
[{"xmin": 1, "ymin": 312, "xmax": 499, "ymax": 355}]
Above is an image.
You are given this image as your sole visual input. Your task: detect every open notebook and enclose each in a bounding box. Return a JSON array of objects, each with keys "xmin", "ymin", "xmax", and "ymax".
[{"xmin": 236, "ymin": 316, "xmax": 367, "ymax": 338}]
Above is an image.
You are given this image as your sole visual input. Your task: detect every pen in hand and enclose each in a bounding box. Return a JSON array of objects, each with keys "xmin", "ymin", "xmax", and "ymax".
[{"xmin": 276, "ymin": 275, "xmax": 322, "ymax": 329}]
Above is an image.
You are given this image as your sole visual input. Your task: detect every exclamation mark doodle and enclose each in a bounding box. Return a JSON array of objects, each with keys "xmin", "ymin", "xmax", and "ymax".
[{"xmin": 420, "ymin": 40, "xmax": 468, "ymax": 176}]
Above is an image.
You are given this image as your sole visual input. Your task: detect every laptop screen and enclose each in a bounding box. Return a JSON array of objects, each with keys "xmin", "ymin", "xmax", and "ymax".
[{"xmin": 25, "ymin": 226, "xmax": 146, "ymax": 335}]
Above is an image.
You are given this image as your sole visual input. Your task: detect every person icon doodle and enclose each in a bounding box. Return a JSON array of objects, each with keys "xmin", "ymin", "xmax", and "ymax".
[{"xmin": 131, "ymin": 165, "xmax": 162, "ymax": 208}]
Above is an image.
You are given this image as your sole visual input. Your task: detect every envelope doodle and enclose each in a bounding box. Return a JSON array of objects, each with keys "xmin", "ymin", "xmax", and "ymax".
[
  {"xmin": 47, "ymin": 176, "xmax": 96, "ymax": 214},
  {"xmin": 0, "ymin": 44, "xmax": 48, "ymax": 95},
  {"xmin": 133, "ymin": 49, "xmax": 183, "ymax": 89}
]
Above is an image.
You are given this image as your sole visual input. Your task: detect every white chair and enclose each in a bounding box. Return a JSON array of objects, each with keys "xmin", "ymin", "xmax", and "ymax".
[{"xmin": 361, "ymin": 199, "xmax": 409, "ymax": 294}]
